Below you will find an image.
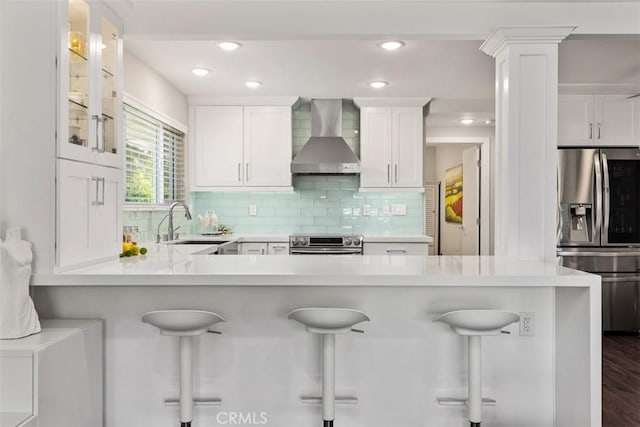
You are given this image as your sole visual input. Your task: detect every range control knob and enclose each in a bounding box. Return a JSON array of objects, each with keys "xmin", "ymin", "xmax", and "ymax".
[
  {"xmin": 352, "ymin": 236, "xmax": 361, "ymax": 246},
  {"xmin": 344, "ymin": 237, "xmax": 352, "ymax": 246},
  {"xmin": 299, "ymin": 237, "xmax": 308, "ymax": 246},
  {"xmin": 291, "ymin": 237, "xmax": 299, "ymax": 246}
]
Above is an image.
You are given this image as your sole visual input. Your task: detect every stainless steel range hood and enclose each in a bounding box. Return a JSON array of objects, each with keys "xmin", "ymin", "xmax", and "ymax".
[{"xmin": 291, "ymin": 99, "xmax": 360, "ymax": 174}]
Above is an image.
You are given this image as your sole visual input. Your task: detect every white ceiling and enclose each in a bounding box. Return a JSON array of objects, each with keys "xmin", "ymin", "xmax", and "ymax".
[
  {"xmin": 118, "ymin": 0, "xmax": 640, "ymax": 127},
  {"xmin": 125, "ymin": 39, "xmax": 495, "ymax": 99}
]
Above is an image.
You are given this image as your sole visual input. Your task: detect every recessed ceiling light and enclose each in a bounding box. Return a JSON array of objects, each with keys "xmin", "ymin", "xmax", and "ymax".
[
  {"xmin": 369, "ymin": 81, "xmax": 388, "ymax": 89},
  {"xmin": 460, "ymin": 119, "xmax": 474, "ymax": 125},
  {"xmin": 218, "ymin": 41, "xmax": 242, "ymax": 51},
  {"xmin": 245, "ymin": 81, "xmax": 262, "ymax": 88},
  {"xmin": 191, "ymin": 68, "xmax": 211, "ymax": 77},
  {"xmin": 379, "ymin": 40, "xmax": 405, "ymax": 51}
]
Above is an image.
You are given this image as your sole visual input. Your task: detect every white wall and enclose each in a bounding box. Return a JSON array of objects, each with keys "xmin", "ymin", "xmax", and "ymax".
[
  {"xmin": 123, "ymin": 49, "xmax": 188, "ymax": 127},
  {"xmin": 1, "ymin": 1, "xmax": 56, "ymax": 274}
]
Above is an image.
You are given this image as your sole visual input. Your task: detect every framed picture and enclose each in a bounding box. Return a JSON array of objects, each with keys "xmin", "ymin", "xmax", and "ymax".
[{"xmin": 444, "ymin": 164, "xmax": 463, "ymax": 223}]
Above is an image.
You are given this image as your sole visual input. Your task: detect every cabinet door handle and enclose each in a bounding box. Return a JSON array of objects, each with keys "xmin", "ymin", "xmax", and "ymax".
[
  {"xmin": 589, "ymin": 123, "xmax": 593, "ymax": 139},
  {"xmin": 91, "ymin": 176, "xmax": 100, "ymax": 205},
  {"xmin": 387, "ymin": 164, "xmax": 390, "ymax": 183},
  {"xmin": 246, "ymin": 163, "xmax": 250, "ymax": 182},
  {"xmin": 238, "ymin": 163, "xmax": 242, "ymax": 182},
  {"xmin": 100, "ymin": 177, "xmax": 106, "ymax": 205},
  {"xmin": 395, "ymin": 164, "xmax": 398, "ymax": 183},
  {"xmin": 91, "ymin": 115, "xmax": 104, "ymax": 152},
  {"xmin": 597, "ymin": 123, "xmax": 601, "ymax": 139},
  {"xmin": 386, "ymin": 249, "xmax": 407, "ymax": 254}
]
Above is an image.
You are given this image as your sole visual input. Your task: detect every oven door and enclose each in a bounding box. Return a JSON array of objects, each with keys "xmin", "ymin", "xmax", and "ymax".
[{"xmin": 289, "ymin": 247, "xmax": 362, "ymax": 255}]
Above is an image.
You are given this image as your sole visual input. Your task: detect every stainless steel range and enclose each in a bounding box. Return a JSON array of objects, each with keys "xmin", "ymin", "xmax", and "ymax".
[{"xmin": 289, "ymin": 234, "xmax": 363, "ymax": 255}]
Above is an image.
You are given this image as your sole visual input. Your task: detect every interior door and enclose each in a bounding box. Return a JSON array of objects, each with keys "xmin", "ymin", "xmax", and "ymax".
[{"xmin": 461, "ymin": 146, "xmax": 480, "ymax": 255}]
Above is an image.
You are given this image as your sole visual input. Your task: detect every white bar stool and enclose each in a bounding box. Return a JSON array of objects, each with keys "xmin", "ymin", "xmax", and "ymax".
[
  {"xmin": 142, "ymin": 310, "xmax": 225, "ymax": 427},
  {"xmin": 288, "ymin": 307, "xmax": 370, "ymax": 427},
  {"xmin": 434, "ymin": 310, "xmax": 520, "ymax": 427}
]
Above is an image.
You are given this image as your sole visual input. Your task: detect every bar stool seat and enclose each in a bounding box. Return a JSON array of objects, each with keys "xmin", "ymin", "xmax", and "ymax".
[
  {"xmin": 289, "ymin": 307, "xmax": 369, "ymax": 427},
  {"xmin": 142, "ymin": 310, "xmax": 225, "ymax": 427},
  {"xmin": 435, "ymin": 309, "xmax": 519, "ymax": 427}
]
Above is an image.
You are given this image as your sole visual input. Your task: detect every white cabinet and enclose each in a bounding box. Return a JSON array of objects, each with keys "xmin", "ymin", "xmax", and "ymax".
[
  {"xmin": 559, "ymin": 94, "xmax": 640, "ymax": 147},
  {"xmin": 58, "ymin": 0, "xmax": 123, "ymax": 168},
  {"xmin": 55, "ymin": 0, "xmax": 123, "ymax": 269},
  {"xmin": 191, "ymin": 105, "xmax": 293, "ymax": 190},
  {"xmin": 267, "ymin": 242, "xmax": 289, "ymax": 255},
  {"xmin": 57, "ymin": 159, "xmax": 121, "ymax": 269},
  {"xmin": 239, "ymin": 242, "xmax": 268, "ymax": 255},
  {"xmin": 0, "ymin": 320, "xmax": 102, "ymax": 427},
  {"xmin": 363, "ymin": 242, "xmax": 428, "ymax": 256},
  {"xmin": 238, "ymin": 242, "xmax": 289, "ymax": 255},
  {"xmin": 359, "ymin": 106, "xmax": 424, "ymax": 190}
]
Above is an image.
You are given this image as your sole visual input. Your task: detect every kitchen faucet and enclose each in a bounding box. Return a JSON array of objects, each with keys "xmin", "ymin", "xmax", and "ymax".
[{"xmin": 167, "ymin": 201, "xmax": 192, "ymax": 241}]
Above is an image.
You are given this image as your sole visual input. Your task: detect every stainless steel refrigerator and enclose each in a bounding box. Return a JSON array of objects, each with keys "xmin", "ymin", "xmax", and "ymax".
[{"xmin": 557, "ymin": 147, "xmax": 640, "ymax": 333}]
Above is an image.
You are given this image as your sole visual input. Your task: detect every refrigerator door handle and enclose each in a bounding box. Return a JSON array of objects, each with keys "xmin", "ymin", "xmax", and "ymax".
[
  {"xmin": 594, "ymin": 152, "xmax": 603, "ymax": 245},
  {"xmin": 602, "ymin": 152, "xmax": 610, "ymax": 245}
]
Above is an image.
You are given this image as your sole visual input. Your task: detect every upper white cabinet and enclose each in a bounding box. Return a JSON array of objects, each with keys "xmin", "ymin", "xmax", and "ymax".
[
  {"xmin": 355, "ymin": 99, "xmax": 428, "ymax": 191},
  {"xmin": 558, "ymin": 94, "xmax": 640, "ymax": 147},
  {"xmin": 58, "ymin": 0, "xmax": 123, "ymax": 168},
  {"xmin": 191, "ymin": 103, "xmax": 294, "ymax": 191}
]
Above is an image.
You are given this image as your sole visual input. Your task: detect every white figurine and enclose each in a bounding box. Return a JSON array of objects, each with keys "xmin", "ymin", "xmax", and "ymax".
[{"xmin": 0, "ymin": 227, "xmax": 41, "ymax": 339}]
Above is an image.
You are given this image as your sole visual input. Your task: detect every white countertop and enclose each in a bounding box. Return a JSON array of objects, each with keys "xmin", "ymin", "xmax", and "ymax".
[
  {"xmin": 168, "ymin": 234, "xmax": 432, "ymax": 244},
  {"xmin": 34, "ymin": 242, "xmax": 598, "ymax": 287}
]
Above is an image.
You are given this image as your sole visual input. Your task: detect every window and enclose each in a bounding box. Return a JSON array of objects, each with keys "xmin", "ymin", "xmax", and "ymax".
[{"xmin": 124, "ymin": 104, "xmax": 185, "ymax": 204}]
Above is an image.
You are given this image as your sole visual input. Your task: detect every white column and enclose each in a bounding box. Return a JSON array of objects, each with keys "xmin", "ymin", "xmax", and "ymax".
[
  {"xmin": 480, "ymin": 26, "xmax": 574, "ymax": 261},
  {"xmin": 180, "ymin": 336, "xmax": 193, "ymax": 423},
  {"xmin": 322, "ymin": 334, "xmax": 336, "ymax": 421}
]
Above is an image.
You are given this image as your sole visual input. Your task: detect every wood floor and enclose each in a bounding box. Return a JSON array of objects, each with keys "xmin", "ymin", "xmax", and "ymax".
[{"xmin": 603, "ymin": 335, "xmax": 640, "ymax": 426}]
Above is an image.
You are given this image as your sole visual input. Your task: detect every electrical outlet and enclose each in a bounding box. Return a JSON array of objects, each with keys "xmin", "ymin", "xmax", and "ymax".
[
  {"xmin": 519, "ymin": 312, "xmax": 535, "ymax": 336},
  {"xmin": 248, "ymin": 204, "xmax": 257, "ymax": 216},
  {"xmin": 362, "ymin": 204, "xmax": 371, "ymax": 216},
  {"xmin": 391, "ymin": 204, "xmax": 407, "ymax": 215},
  {"xmin": 382, "ymin": 204, "xmax": 391, "ymax": 215}
]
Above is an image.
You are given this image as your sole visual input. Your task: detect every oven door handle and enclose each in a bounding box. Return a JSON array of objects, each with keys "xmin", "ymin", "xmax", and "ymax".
[
  {"xmin": 557, "ymin": 250, "xmax": 640, "ymax": 257},
  {"xmin": 290, "ymin": 249, "xmax": 362, "ymax": 255},
  {"xmin": 601, "ymin": 276, "xmax": 640, "ymax": 283}
]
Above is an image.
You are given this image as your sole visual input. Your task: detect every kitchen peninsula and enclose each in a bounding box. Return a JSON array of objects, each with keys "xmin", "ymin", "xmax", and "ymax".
[{"xmin": 30, "ymin": 248, "xmax": 601, "ymax": 427}]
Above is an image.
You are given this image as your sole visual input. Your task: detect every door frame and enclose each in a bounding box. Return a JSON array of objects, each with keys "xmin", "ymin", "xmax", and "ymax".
[{"xmin": 425, "ymin": 136, "xmax": 491, "ymax": 255}]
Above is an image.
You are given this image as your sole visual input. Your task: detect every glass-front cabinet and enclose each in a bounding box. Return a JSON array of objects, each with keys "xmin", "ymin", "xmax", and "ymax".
[{"xmin": 59, "ymin": 0, "xmax": 122, "ymax": 169}]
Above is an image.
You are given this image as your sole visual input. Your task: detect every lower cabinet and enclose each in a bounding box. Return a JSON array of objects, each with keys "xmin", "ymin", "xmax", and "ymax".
[
  {"xmin": 239, "ymin": 242, "xmax": 268, "ymax": 255},
  {"xmin": 57, "ymin": 159, "xmax": 121, "ymax": 269},
  {"xmin": 0, "ymin": 320, "xmax": 102, "ymax": 427},
  {"xmin": 363, "ymin": 242, "xmax": 428, "ymax": 256},
  {"xmin": 238, "ymin": 242, "xmax": 290, "ymax": 255},
  {"xmin": 267, "ymin": 242, "xmax": 289, "ymax": 255}
]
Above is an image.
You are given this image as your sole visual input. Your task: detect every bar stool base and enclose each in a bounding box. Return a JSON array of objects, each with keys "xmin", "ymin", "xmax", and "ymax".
[
  {"xmin": 180, "ymin": 422, "xmax": 191, "ymax": 427},
  {"xmin": 470, "ymin": 422, "xmax": 481, "ymax": 427},
  {"xmin": 323, "ymin": 420, "xmax": 334, "ymax": 427}
]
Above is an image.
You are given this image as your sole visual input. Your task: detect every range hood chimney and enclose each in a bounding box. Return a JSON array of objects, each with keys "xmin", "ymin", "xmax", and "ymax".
[{"xmin": 290, "ymin": 99, "xmax": 360, "ymax": 174}]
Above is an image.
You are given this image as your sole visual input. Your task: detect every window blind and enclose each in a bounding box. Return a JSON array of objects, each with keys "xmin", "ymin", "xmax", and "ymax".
[{"xmin": 124, "ymin": 104, "xmax": 185, "ymax": 204}]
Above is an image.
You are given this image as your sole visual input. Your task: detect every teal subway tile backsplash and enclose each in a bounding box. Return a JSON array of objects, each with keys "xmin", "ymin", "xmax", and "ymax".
[{"xmin": 190, "ymin": 175, "xmax": 423, "ymax": 235}]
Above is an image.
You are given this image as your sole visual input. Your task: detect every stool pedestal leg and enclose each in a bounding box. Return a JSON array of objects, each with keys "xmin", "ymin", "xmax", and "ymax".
[
  {"xmin": 322, "ymin": 334, "xmax": 335, "ymax": 426},
  {"xmin": 468, "ymin": 335, "xmax": 482, "ymax": 426},
  {"xmin": 180, "ymin": 336, "xmax": 193, "ymax": 426}
]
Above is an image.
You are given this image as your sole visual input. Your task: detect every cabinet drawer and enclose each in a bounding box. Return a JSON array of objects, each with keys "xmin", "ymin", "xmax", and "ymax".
[{"xmin": 363, "ymin": 242, "xmax": 427, "ymax": 256}]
